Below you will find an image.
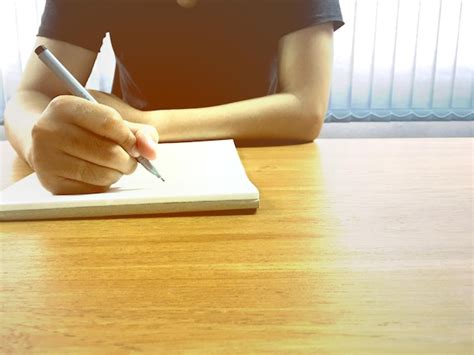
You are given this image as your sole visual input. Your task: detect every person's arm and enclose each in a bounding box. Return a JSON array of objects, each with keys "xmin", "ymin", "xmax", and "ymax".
[
  {"xmin": 4, "ymin": 37, "xmax": 98, "ymax": 163},
  {"xmin": 4, "ymin": 37, "xmax": 158, "ymax": 194},
  {"xmin": 94, "ymin": 22, "xmax": 334, "ymax": 144}
]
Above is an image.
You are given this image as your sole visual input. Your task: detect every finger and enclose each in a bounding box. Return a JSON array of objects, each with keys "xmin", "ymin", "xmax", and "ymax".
[
  {"xmin": 136, "ymin": 128, "xmax": 159, "ymax": 160},
  {"xmin": 126, "ymin": 122, "xmax": 159, "ymax": 160},
  {"xmin": 126, "ymin": 122, "xmax": 160, "ymax": 143},
  {"xmin": 54, "ymin": 124, "xmax": 137, "ymax": 175},
  {"xmin": 44, "ymin": 151, "xmax": 123, "ymax": 187},
  {"xmin": 46, "ymin": 95, "xmax": 138, "ymax": 157}
]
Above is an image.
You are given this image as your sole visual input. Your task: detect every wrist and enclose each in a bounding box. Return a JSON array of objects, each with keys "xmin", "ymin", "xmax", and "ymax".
[
  {"xmin": 141, "ymin": 109, "xmax": 164, "ymax": 127},
  {"xmin": 124, "ymin": 106, "xmax": 147, "ymax": 124}
]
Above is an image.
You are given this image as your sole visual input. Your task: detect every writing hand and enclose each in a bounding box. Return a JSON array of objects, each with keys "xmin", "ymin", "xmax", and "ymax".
[{"xmin": 30, "ymin": 95, "xmax": 158, "ymax": 194}]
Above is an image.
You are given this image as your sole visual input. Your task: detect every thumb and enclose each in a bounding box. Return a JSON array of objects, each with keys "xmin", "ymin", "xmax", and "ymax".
[{"xmin": 125, "ymin": 121, "xmax": 159, "ymax": 160}]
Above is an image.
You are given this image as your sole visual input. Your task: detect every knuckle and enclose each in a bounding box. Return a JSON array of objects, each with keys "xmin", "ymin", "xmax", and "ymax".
[
  {"xmin": 99, "ymin": 115, "xmax": 114, "ymax": 132},
  {"xmin": 101, "ymin": 142, "xmax": 121, "ymax": 162},
  {"xmin": 99, "ymin": 107, "xmax": 121, "ymax": 131},
  {"xmin": 120, "ymin": 131, "xmax": 136, "ymax": 151},
  {"xmin": 102, "ymin": 144, "xmax": 137, "ymax": 175},
  {"xmin": 49, "ymin": 95, "xmax": 71, "ymax": 111},
  {"xmin": 97, "ymin": 148, "xmax": 112, "ymax": 165},
  {"xmin": 97, "ymin": 107, "xmax": 136, "ymax": 151},
  {"xmin": 68, "ymin": 131, "xmax": 85, "ymax": 152},
  {"xmin": 109, "ymin": 145, "xmax": 137, "ymax": 175}
]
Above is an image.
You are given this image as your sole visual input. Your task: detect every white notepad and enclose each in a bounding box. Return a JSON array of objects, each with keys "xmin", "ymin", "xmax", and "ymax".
[{"xmin": 0, "ymin": 140, "xmax": 259, "ymax": 220}]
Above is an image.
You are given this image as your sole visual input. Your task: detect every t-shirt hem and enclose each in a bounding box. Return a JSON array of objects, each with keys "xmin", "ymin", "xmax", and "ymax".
[
  {"xmin": 37, "ymin": 30, "xmax": 104, "ymax": 53},
  {"xmin": 309, "ymin": 17, "xmax": 345, "ymax": 31}
]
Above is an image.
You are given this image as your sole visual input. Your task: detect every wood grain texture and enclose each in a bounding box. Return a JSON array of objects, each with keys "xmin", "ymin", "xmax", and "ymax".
[{"xmin": 1, "ymin": 138, "xmax": 472, "ymax": 354}]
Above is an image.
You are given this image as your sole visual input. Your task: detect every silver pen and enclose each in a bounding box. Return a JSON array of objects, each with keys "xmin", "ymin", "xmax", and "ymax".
[{"xmin": 34, "ymin": 45, "xmax": 164, "ymax": 181}]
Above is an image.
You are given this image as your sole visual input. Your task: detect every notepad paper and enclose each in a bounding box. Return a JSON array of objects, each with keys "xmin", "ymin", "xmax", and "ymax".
[{"xmin": 0, "ymin": 140, "xmax": 259, "ymax": 220}]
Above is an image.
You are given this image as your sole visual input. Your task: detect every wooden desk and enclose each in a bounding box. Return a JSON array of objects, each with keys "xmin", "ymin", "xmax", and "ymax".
[{"xmin": 1, "ymin": 138, "xmax": 472, "ymax": 353}]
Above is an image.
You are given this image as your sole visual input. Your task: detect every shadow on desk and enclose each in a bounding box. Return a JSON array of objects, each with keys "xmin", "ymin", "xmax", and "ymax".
[{"xmin": 10, "ymin": 208, "xmax": 259, "ymax": 222}]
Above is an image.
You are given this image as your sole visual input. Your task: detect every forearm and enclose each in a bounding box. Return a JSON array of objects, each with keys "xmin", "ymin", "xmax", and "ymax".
[
  {"xmin": 93, "ymin": 90, "xmax": 323, "ymax": 144},
  {"xmin": 4, "ymin": 90, "xmax": 51, "ymax": 165},
  {"xmin": 150, "ymin": 93, "xmax": 322, "ymax": 144}
]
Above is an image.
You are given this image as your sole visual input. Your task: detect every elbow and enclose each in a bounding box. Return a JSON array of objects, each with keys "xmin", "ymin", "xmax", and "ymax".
[
  {"xmin": 296, "ymin": 107, "xmax": 325, "ymax": 143},
  {"xmin": 289, "ymin": 91, "xmax": 327, "ymax": 142}
]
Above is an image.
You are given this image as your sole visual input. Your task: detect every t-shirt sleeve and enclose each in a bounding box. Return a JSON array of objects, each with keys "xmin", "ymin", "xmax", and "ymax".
[
  {"xmin": 283, "ymin": 0, "xmax": 345, "ymax": 35},
  {"xmin": 37, "ymin": 0, "xmax": 106, "ymax": 52},
  {"xmin": 307, "ymin": 0, "xmax": 345, "ymax": 31}
]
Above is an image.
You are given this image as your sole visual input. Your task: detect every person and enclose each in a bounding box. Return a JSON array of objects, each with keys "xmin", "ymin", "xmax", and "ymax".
[{"xmin": 4, "ymin": 0, "xmax": 344, "ymax": 195}]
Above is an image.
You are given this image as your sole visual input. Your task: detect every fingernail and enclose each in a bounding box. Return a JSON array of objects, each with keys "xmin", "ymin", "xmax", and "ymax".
[{"xmin": 130, "ymin": 145, "xmax": 140, "ymax": 158}]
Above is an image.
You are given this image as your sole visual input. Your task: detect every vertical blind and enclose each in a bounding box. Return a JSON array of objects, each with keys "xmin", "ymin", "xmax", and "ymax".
[
  {"xmin": 1, "ymin": 0, "xmax": 473, "ymax": 122},
  {"xmin": 329, "ymin": 0, "xmax": 473, "ymax": 121}
]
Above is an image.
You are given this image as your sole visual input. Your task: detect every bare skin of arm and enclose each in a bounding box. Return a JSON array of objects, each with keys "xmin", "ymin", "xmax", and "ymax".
[
  {"xmin": 4, "ymin": 38, "xmax": 159, "ymax": 194},
  {"xmin": 92, "ymin": 23, "xmax": 334, "ymax": 144},
  {"xmin": 4, "ymin": 23, "xmax": 333, "ymax": 194}
]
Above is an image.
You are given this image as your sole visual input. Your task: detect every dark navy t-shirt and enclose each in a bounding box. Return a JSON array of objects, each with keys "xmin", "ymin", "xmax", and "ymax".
[{"xmin": 38, "ymin": 0, "xmax": 344, "ymax": 110}]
